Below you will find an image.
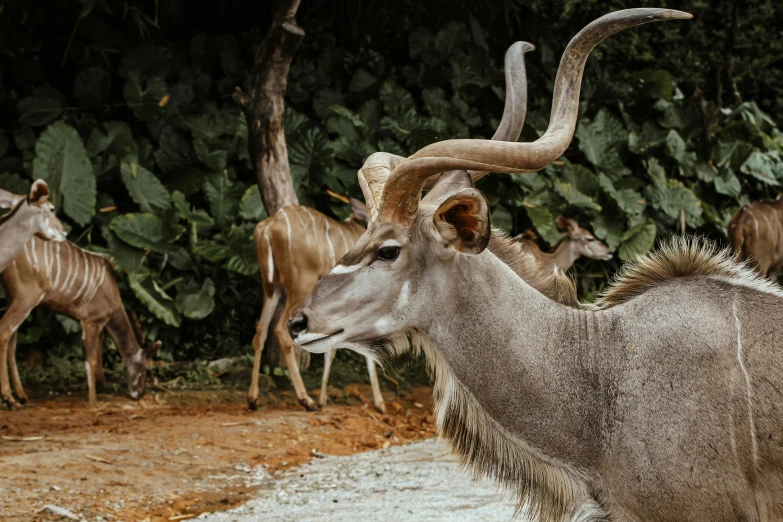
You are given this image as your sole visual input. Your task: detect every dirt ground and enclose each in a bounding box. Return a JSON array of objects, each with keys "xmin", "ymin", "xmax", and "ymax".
[{"xmin": 0, "ymin": 384, "xmax": 436, "ymax": 521}]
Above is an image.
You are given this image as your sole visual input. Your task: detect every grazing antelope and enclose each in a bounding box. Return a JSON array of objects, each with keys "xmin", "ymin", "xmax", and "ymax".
[
  {"xmin": 293, "ymin": 10, "xmax": 783, "ymax": 521},
  {"xmin": 727, "ymin": 197, "xmax": 783, "ymax": 279},
  {"xmin": 514, "ymin": 216, "xmax": 612, "ymax": 273},
  {"xmin": 249, "ymin": 40, "xmax": 535, "ymax": 412},
  {"xmin": 0, "ymin": 180, "xmax": 66, "ymax": 273},
  {"xmin": 0, "ymin": 237, "xmax": 160, "ymax": 409}
]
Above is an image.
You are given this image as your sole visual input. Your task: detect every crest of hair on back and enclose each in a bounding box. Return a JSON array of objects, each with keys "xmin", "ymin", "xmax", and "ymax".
[
  {"xmin": 373, "ymin": 329, "xmax": 599, "ymax": 521},
  {"xmin": 596, "ymin": 235, "xmax": 783, "ymax": 308},
  {"xmin": 488, "ymin": 228, "xmax": 581, "ymax": 308}
]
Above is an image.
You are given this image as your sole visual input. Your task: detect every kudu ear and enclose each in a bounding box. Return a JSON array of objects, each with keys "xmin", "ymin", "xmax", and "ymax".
[
  {"xmin": 555, "ymin": 216, "xmax": 579, "ymax": 235},
  {"xmin": 28, "ymin": 179, "xmax": 50, "ymax": 206},
  {"xmin": 0, "ymin": 189, "xmax": 22, "ymax": 210},
  {"xmin": 349, "ymin": 198, "xmax": 368, "ymax": 223},
  {"xmin": 433, "ymin": 188, "xmax": 491, "ymax": 255}
]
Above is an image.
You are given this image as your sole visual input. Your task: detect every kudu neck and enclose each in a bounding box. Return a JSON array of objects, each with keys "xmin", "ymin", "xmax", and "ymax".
[{"xmin": 418, "ymin": 249, "xmax": 605, "ymax": 469}]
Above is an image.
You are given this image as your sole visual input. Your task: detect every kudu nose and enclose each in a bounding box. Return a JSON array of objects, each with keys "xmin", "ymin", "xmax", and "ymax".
[{"xmin": 288, "ymin": 313, "xmax": 308, "ymax": 339}]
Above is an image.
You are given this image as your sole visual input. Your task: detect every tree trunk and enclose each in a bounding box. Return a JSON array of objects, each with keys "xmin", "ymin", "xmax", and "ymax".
[
  {"xmin": 235, "ymin": 0, "xmax": 310, "ymax": 370},
  {"xmin": 234, "ymin": 0, "xmax": 303, "ymax": 216}
]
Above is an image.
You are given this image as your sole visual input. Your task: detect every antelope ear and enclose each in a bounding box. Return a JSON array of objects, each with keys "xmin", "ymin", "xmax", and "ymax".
[
  {"xmin": 148, "ymin": 340, "xmax": 162, "ymax": 357},
  {"xmin": 555, "ymin": 215, "xmax": 579, "ymax": 235},
  {"xmin": 28, "ymin": 180, "xmax": 50, "ymax": 206},
  {"xmin": 349, "ymin": 198, "xmax": 368, "ymax": 222},
  {"xmin": 0, "ymin": 189, "xmax": 22, "ymax": 210},
  {"xmin": 433, "ymin": 188, "xmax": 490, "ymax": 255}
]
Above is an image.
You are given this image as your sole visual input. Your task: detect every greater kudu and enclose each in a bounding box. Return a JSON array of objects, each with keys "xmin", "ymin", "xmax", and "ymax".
[
  {"xmin": 249, "ymin": 39, "xmax": 536, "ymax": 412},
  {"xmin": 0, "ymin": 180, "xmax": 66, "ymax": 273},
  {"xmin": 290, "ymin": 10, "xmax": 783, "ymax": 522},
  {"xmin": 0, "ymin": 237, "xmax": 160, "ymax": 408},
  {"xmin": 727, "ymin": 197, "xmax": 783, "ymax": 279},
  {"xmin": 514, "ymin": 216, "xmax": 612, "ymax": 274}
]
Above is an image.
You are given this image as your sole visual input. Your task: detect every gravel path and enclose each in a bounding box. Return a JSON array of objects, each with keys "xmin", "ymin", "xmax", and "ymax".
[{"xmin": 200, "ymin": 439, "xmax": 517, "ymax": 521}]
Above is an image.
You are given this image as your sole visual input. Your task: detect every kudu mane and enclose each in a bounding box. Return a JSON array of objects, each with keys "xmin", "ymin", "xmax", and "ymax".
[{"xmin": 596, "ymin": 236, "xmax": 783, "ymax": 308}]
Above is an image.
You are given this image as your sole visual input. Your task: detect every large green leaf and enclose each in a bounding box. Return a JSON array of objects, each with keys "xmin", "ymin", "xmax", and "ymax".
[
  {"xmin": 33, "ymin": 121, "xmax": 96, "ymax": 225},
  {"xmin": 553, "ymin": 180, "xmax": 601, "ymax": 212},
  {"xmin": 110, "ymin": 213, "xmax": 186, "ymax": 253},
  {"xmin": 523, "ymin": 204, "xmax": 560, "ymax": 244},
  {"xmin": 618, "ymin": 221, "xmax": 657, "ymax": 262},
  {"xmin": 128, "ymin": 273, "xmax": 181, "ymax": 327},
  {"xmin": 239, "ymin": 185, "xmax": 268, "ymax": 222},
  {"xmin": 121, "ymin": 161, "xmax": 171, "ymax": 212},
  {"xmin": 592, "ymin": 214, "xmax": 624, "ymax": 252},
  {"xmin": 171, "ymin": 191, "xmax": 214, "ymax": 226},
  {"xmin": 203, "ymin": 172, "xmax": 244, "ymax": 226},
  {"xmin": 18, "ymin": 87, "xmax": 65, "ymax": 127},
  {"xmin": 740, "ymin": 150, "xmax": 783, "ymax": 185},
  {"xmin": 175, "ymin": 278, "xmax": 216, "ymax": 320},
  {"xmin": 575, "ymin": 109, "xmax": 628, "ymax": 177},
  {"xmin": 490, "ymin": 205, "xmax": 513, "ymax": 233}
]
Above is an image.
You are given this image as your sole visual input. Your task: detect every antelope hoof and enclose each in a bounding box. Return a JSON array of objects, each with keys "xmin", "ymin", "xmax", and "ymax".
[
  {"xmin": 301, "ymin": 398, "xmax": 318, "ymax": 412},
  {"xmin": 247, "ymin": 397, "xmax": 258, "ymax": 411},
  {"xmin": 375, "ymin": 403, "xmax": 386, "ymax": 414},
  {"xmin": 318, "ymin": 396, "xmax": 328, "ymax": 409},
  {"xmin": 17, "ymin": 395, "xmax": 27, "ymax": 405},
  {"xmin": 3, "ymin": 397, "xmax": 19, "ymax": 411}
]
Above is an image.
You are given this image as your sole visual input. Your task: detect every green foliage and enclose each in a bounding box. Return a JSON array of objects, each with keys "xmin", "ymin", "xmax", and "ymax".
[{"xmin": 3, "ymin": 0, "xmax": 783, "ymax": 386}]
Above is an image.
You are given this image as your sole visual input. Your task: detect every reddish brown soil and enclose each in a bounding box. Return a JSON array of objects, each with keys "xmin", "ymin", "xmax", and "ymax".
[{"xmin": 0, "ymin": 385, "xmax": 436, "ymax": 521}]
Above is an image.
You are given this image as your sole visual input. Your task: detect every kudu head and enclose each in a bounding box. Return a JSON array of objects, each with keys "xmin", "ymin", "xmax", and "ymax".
[
  {"xmin": 0, "ymin": 180, "xmax": 67, "ymax": 242},
  {"xmin": 555, "ymin": 215, "xmax": 612, "ymax": 261},
  {"xmin": 124, "ymin": 312, "xmax": 162, "ymax": 400},
  {"xmin": 288, "ymin": 10, "xmax": 690, "ymax": 358}
]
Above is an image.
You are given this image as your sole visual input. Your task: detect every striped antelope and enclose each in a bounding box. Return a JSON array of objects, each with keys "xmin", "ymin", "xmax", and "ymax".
[
  {"xmin": 727, "ymin": 196, "xmax": 783, "ymax": 279},
  {"xmin": 249, "ymin": 39, "xmax": 535, "ymax": 412},
  {"xmin": 0, "ymin": 180, "xmax": 66, "ymax": 273},
  {"xmin": 0, "ymin": 237, "xmax": 160, "ymax": 409},
  {"xmin": 291, "ymin": 10, "xmax": 783, "ymax": 521},
  {"xmin": 514, "ymin": 216, "xmax": 612, "ymax": 274},
  {"xmin": 248, "ymin": 202, "xmax": 387, "ymax": 412}
]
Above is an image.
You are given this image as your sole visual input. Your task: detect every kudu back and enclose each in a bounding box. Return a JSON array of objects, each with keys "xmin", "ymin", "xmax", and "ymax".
[{"xmin": 287, "ymin": 10, "xmax": 783, "ymax": 522}]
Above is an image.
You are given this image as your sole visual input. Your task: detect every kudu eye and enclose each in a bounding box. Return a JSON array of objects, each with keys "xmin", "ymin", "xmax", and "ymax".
[
  {"xmin": 586, "ymin": 237, "xmax": 595, "ymax": 242},
  {"xmin": 376, "ymin": 245, "xmax": 400, "ymax": 262}
]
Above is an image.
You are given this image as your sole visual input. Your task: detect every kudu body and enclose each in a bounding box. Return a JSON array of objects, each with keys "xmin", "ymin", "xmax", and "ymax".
[
  {"xmin": 0, "ymin": 237, "xmax": 159, "ymax": 408},
  {"xmin": 727, "ymin": 198, "xmax": 783, "ymax": 279},
  {"xmin": 0, "ymin": 180, "xmax": 66, "ymax": 273},
  {"xmin": 289, "ymin": 10, "xmax": 783, "ymax": 521},
  {"xmin": 248, "ymin": 203, "xmax": 386, "ymax": 412},
  {"xmin": 514, "ymin": 216, "xmax": 612, "ymax": 273}
]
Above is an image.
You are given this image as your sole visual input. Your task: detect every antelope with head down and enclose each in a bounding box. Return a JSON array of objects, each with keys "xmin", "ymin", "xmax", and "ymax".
[
  {"xmin": 288, "ymin": 10, "xmax": 783, "ymax": 521},
  {"xmin": 0, "ymin": 237, "xmax": 160, "ymax": 409},
  {"xmin": 727, "ymin": 196, "xmax": 783, "ymax": 280},
  {"xmin": 0, "ymin": 180, "xmax": 66, "ymax": 273},
  {"xmin": 514, "ymin": 215, "xmax": 612, "ymax": 273},
  {"xmin": 248, "ymin": 38, "xmax": 535, "ymax": 412}
]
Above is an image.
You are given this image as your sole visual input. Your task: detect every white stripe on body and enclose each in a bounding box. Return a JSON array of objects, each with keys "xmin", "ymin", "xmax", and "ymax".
[
  {"xmin": 279, "ymin": 208, "xmax": 293, "ymax": 262},
  {"xmin": 264, "ymin": 228, "xmax": 275, "ymax": 283},
  {"xmin": 42, "ymin": 240, "xmax": 49, "ymax": 278},
  {"xmin": 64, "ymin": 245, "xmax": 78, "ymax": 293},
  {"xmin": 732, "ymin": 298, "xmax": 759, "ymax": 467},
  {"xmin": 324, "ymin": 220, "xmax": 336, "ymax": 266},
  {"xmin": 84, "ymin": 259, "xmax": 106, "ymax": 302},
  {"xmin": 72, "ymin": 250, "xmax": 91, "ymax": 301},
  {"xmin": 304, "ymin": 209, "xmax": 322, "ymax": 265},
  {"xmin": 53, "ymin": 242, "xmax": 62, "ymax": 290},
  {"xmin": 30, "ymin": 238, "xmax": 39, "ymax": 271}
]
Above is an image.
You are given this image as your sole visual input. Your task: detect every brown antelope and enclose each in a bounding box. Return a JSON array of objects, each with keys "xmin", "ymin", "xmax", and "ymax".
[
  {"xmin": 249, "ymin": 39, "xmax": 535, "ymax": 412},
  {"xmin": 514, "ymin": 216, "xmax": 612, "ymax": 273},
  {"xmin": 292, "ymin": 10, "xmax": 783, "ymax": 521},
  {"xmin": 0, "ymin": 237, "xmax": 160, "ymax": 409},
  {"xmin": 0, "ymin": 180, "xmax": 66, "ymax": 273},
  {"xmin": 727, "ymin": 197, "xmax": 783, "ymax": 279},
  {"xmin": 248, "ymin": 201, "xmax": 387, "ymax": 412}
]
